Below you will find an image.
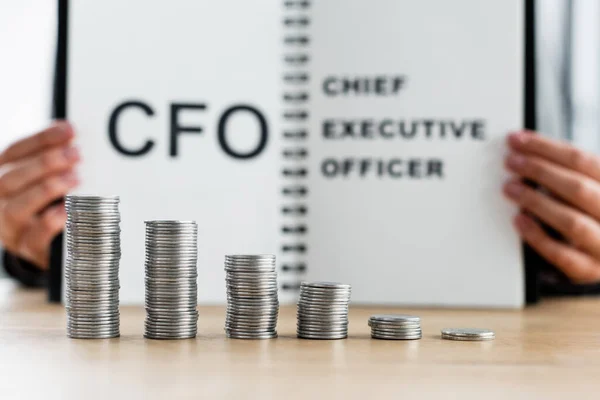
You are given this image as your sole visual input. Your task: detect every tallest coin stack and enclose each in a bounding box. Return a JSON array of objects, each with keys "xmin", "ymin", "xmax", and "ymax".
[{"xmin": 65, "ymin": 195, "xmax": 121, "ymax": 339}]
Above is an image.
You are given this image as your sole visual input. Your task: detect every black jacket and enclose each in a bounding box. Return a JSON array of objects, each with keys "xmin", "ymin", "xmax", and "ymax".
[{"xmin": 2, "ymin": 251, "xmax": 47, "ymax": 288}]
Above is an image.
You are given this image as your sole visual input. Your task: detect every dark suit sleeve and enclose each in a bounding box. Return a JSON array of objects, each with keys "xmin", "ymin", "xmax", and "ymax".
[
  {"xmin": 539, "ymin": 262, "xmax": 600, "ymax": 296},
  {"xmin": 2, "ymin": 251, "xmax": 47, "ymax": 288}
]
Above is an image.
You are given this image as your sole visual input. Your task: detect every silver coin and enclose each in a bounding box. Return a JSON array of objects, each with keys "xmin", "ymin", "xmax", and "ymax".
[
  {"xmin": 226, "ymin": 271, "xmax": 277, "ymax": 277},
  {"xmin": 441, "ymin": 333, "xmax": 495, "ymax": 341},
  {"xmin": 297, "ymin": 318, "xmax": 349, "ymax": 325},
  {"xmin": 144, "ymin": 330, "xmax": 197, "ymax": 338},
  {"xmin": 297, "ymin": 303, "xmax": 349, "ymax": 309},
  {"xmin": 225, "ymin": 316, "xmax": 277, "ymax": 327},
  {"xmin": 66, "ymin": 276, "xmax": 119, "ymax": 282},
  {"xmin": 145, "ymin": 252, "xmax": 197, "ymax": 257},
  {"xmin": 68, "ymin": 333, "xmax": 120, "ymax": 339},
  {"xmin": 67, "ymin": 317, "xmax": 120, "ymax": 324},
  {"xmin": 67, "ymin": 327, "xmax": 120, "ymax": 334},
  {"xmin": 297, "ymin": 317, "xmax": 348, "ymax": 324},
  {"xmin": 145, "ymin": 278, "xmax": 197, "ymax": 285},
  {"xmin": 297, "ymin": 311, "xmax": 349, "ymax": 317},
  {"xmin": 226, "ymin": 286, "xmax": 277, "ymax": 292},
  {"xmin": 299, "ymin": 295, "xmax": 350, "ymax": 301},
  {"xmin": 68, "ymin": 317, "xmax": 120, "ymax": 324},
  {"xmin": 226, "ymin": 325, "xmax": 277, "ymax": 332},
  {"xmin": 66, "ymin": 278, "xmax": 119, "ymax": 284},
  {"xmin": 225, "ymin": 328, "xmax": 277, "ymax": 335},
  {"xmin": 297, "ymin": 333, "xmax": 347, "ymax": 340},
  {"xmin": 297, "ymin": 311, "xmax": 349, "ymax": 318},
  {"xmin": 225, "ymin": 254, "xmax": 275, "ymax": 259},
  {"xmin": 371, "ymin": 329, "xmax": 422, "ymax": 336},
  {"xmin": 301, "ymin": 281, "xmax": 351, "ymax": 289},
  {"xmin": 66, "ymin": 290, "xmax": 119, "ymax": 296},
  {"xmin": 441, "ymin": 328, "xmax": 495, "ymax": 338},
  {"xmin": 299, "ymin": 285, "xmax": 351, "ymax": 292},
  {"xmin": 145, "ymin": 291, "xmax": 197, "ymax": 298},
  {"xmin": 371, "ymin": 328, "xmax": 421, "ymax": 334},
  {"xmin": 66, "ymin": 307, "xmax": 119, "ymax": 314},
  {"xmin": 145, "ymin": 290, "xmax": 198, "ymax": 297},
  {"xmin": 370, "ymin": 324, "xmax": 422, "ymax": 331},
  {"xmin": 66, "ymin": 259, "xmax": 120, "ymax": 266},
  {"xmin": 226, "ymin": 274, "xmax": 277, "ymax": 279},
  {"xmin": 296, "ymin": 324, "xmax": 349, "ymax": 332},
  {"xmin": 227, "ymin": 293, "xmax": 277, "ymax": 299},
  {"xmin": 226, "ymin": 278, "xmax": 277, "ymax": 283},
  {"xmin": 145, "ymin": 230, "xmax": 198, "ymax": 236},
  {"xmin": 66, "ymin": 240, "xmax": 120, "ymax": 247},
  {"xmin": 226, "ymin": 311, "xmax": 279, "ymax": 319},
  {"xmin": 368, "ymin": 320, "xmax": 421, "ymax": 327},
  {"xmin": 146, "ymin": 313, "xmax": 199, "ymax": 321},
  {"xmin": 224, "ymin": 266, "xmax": 276, "ymax": 271},
  {"xmin": 369, "ymin": 314, "xmax": 420, "ymax": 323},
  {"xmin": 372, "ymin": 334, "xmax": 422, "ymax": 340},
  {"xmin": 66, "ymin": 295, "xmax": 119, "ymax": 302},
  {"xmin": 144, "ymin": 333, "xmax": 196, "ymax": 340},
  {"xmin": 298, "ymin": 298, "xmax": 350, "ymax": 305},
  {"xmin": 144, "ymin": 323, "xmax": 197, "ymax": 330},
  {"xmin": 144, "ymin": 321, "xmax": 197, "ymax": 328},
  {"xmin": 226, "ymin": 333, "xmax": 278, "ymax": 339},
  {"xmin": 68, "ymin": 324, "xmax": 120, "ymax": 331},
  {"xmin": 225, "ymin": 316, "xmax": 278, "ymax": 323},
  {"xmin": 441, "ymin": 335, "xmax": 495, "ymax": 341},
  {"xmin": 299, "ymin": 288, "xmax": 351, "ymax": 296},
  {"xmin": 145, "ymin": 301, "xmax": 197, "ymax": 309}
]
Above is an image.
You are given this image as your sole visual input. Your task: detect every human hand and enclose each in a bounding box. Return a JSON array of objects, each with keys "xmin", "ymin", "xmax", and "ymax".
[
  {"xmin": 0, "ymin": 122, "xmax": 80, "ymax": 270},
  {"xmin": 504, "ymin": 131, "xmax": 600, "ymax": 284}
]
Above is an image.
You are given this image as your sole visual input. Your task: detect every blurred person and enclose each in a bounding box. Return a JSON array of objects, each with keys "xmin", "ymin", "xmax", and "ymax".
[{"xmin": 3, "ymin": 0, "xmax": 600, "ymax": 299}]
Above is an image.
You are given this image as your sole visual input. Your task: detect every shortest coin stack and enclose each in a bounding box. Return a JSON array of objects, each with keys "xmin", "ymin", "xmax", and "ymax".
[
  {"xmin": 297, "ymin": 282, "xmax": 352, "ymax": 340},
  {"xmin": 441, "ymin": 328, "xmax": 495, "ymax": 341},
  {"xmin": 369, "ymin": 314, "xmax": 422, "ymax": 340}
]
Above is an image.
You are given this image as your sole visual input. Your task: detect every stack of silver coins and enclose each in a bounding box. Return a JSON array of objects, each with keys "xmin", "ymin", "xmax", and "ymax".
[
  {"xmin": 224, "ymin": 254, "xmax": 279, "ymax": 339},
  {"xmin": 297, "ymin": 281, "xmax": 352, "ymax": 339},
  {"xmin": 144, "ymin": 220, "xmax": 198, "ymax": 339},
  {"xmin": 441, "ymin": 328, "xmax": 495, "ymax": 341},
  {"xmin": 65, "ymin": 195, "xmax": 121, "ymax": 339},
  {"xmin": 369, "ymin": 314, "xmax": 422, "ymax": 340}
]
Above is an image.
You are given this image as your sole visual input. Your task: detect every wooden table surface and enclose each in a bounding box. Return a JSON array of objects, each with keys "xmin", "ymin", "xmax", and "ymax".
[{"xmin": 1, "ymin": 281, "xmax": 600, "ymax": 399}]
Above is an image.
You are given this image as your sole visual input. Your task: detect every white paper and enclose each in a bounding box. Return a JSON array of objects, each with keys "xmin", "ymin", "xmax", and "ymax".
[{"xmin": 67, "ymin": 0, "xmax": 524, "ymax": 307}]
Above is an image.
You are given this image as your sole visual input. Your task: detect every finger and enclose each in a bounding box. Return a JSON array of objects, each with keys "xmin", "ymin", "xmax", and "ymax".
[
  {"xmin": 505, "ymin": 152, "xmax": 600, "ymax": 221},
  {"xmin": 507, "ymin": 131, "xmax": 600, "ymax": 182},
  {"xmin": 0, "ymin": 121, "xmax": 74, "ymax": 166},
  {"xmin": 17, "ymin": 203, "xmax": 67, "ymax": 270},
  {"xmin": 514, "ymin": 213, "xmax": 600, "ymax": 284},
  {"xmin": 504, "ymin": 180, "xmax": 600, "ymax": 258},
  {"xmin": 0, "ymin": 145, "xmax": 80, "ymax": 197},
  {"xmin": 3, "ymin": 171, "xmax": 78, "ymax": 231}
]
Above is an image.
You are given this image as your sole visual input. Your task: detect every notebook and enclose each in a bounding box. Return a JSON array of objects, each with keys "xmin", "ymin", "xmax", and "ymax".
[{"xmin": 61, "ymin": 0, "xmax": 530, "ymax": 307}]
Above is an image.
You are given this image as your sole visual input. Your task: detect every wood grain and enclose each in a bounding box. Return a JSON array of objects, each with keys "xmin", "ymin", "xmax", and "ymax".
[{"xmin": 1, "ymin": 280, "xmax": 599, "ymax": 399}]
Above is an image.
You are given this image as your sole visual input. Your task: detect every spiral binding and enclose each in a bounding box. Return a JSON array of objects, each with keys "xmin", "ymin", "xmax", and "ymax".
[
  {"xmin": 282, "ymin": 148, "xmax": 308, "ymax": 159},
  {"xmin": 283, "ymin": 130, "xmax": 308, "ymax": 139},
  {"xmin": 281, "ymin": 0, "xmax": 311, "ymax": 293},
  {"xmin": 284, "ymin": 54, "xmax": 310, "ymax": 65}
]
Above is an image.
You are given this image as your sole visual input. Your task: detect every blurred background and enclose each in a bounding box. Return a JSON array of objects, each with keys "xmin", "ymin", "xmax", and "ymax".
[{"xmin": 0, "ymin": 0, "xmax": 599, "ymax": 276}]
